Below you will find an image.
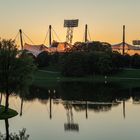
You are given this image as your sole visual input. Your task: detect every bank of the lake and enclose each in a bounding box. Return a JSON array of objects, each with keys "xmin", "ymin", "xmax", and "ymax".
[{"xmin": 32, "ymin": 69, "xmax": 140, "ymax": 88}]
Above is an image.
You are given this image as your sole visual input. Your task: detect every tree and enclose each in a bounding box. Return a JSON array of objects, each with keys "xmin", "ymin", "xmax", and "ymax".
[
  {"xmin": 97, "ymin": 53, "xmax": 113, "ymax": 75},
  {"xmin": 36, "ymin": 51, "xmax": 50, "ymax": 67},
  {"xmin": 0, "ymin": 39, "xmax": 36, "ymax": 112},
  {"xmin": 61, "ymin": 52, "xmax": 86, "ymax": 77},
  {"xmin": 109, "ymin": 51, "xmax": 124, "ymax": 71},
  {"xmin": 71, "ymin": 41, "xmax": 112, "ymax": 53},
  {"xmin": 131, "ymin": 54, "xmax": 140, "ymax": 68}
]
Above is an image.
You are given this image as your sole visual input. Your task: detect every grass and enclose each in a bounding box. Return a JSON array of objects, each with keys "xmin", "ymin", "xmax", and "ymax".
[
  {"xmin": 40, "ymin": 64, "xmax": 61, "ymax": 72},
  {"xmin": 32, "ymin": 69, "xmax": 140, "ymax": 88},
  {"xmin": 111, "ymin": 69, "xmax": 140, "ymax": 78},
  {"xmin": 0, "ymin": 105, "xmax": 18, "ymax": 120},
  {"xmin": 32, "ymin": 70, "xmax": 61, "ymax": 88}
]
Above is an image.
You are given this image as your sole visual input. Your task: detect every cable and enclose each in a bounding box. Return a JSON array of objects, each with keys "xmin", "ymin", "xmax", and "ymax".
[
  {"xmin": 23, "ymin": 32, "xmax": 35, "ymax": 45},
  {"xmin": 52, "ymin": 27, "xmax": 61, "ymax": 42},
  {"xmin": 13, "ymin": 32, "xmax": 20, "ymax": 41},
  {"xmin": 52, "ymin": 31, "xmax": 54, "ymax": 41},
  {"xmin": 88, "ymin": 28, "xmax": 91, "ymax": 41},
  {"xmin": 43, "ymin": 29, "xmax": 49, "ymax": 45}
]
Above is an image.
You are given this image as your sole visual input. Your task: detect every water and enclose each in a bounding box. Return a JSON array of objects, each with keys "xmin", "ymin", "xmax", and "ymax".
[{"xmin": 0, "ymin": 82, "xmax": 140, "ymax": 140}]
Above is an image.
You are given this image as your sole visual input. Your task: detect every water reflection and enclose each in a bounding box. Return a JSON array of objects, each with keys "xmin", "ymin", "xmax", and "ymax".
[
  {"xmin": 16, "ymin": 82, "xmax": 140, "ymax": 120},
  {"xmin": 64, "ymin": 102, "xmax": 79, "ymax": 132},
  {"xmin": 1, "ymin": 81, "xmax": 140, "ymax": 138}
]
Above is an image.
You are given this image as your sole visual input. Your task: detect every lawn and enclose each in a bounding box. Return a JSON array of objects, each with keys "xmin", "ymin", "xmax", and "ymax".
[{"xmin": 32, "ymin": 69, "xmax": 140, "ymax": 88}]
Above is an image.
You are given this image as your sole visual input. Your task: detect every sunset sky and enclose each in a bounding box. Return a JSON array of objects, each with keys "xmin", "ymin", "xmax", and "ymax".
[{"xmin": 0, "ymin": 0, "xmax": 140, "ymax": 45}]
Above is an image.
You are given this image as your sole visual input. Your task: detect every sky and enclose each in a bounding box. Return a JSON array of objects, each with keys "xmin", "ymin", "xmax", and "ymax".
[{"xmin": 0, "ymin": 0, "xmax": 140, "ymax": 45}]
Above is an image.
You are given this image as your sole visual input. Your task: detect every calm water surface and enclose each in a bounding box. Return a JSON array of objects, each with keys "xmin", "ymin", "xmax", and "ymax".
[{"xmin": 0, "ymin": 82, "xmax": 140, "ymax": 140}]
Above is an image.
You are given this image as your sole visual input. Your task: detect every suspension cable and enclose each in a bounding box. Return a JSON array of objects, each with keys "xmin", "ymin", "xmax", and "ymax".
[
  {"xmin": 88, "ymin": 28, "xmax": 91, "ymax": 41},
  {"xmin": 13, "ymin": 32, "xmax": 20, "ymax": 41},
  {"xmin": 16, "ymin": 34, "xmax": 20, "ymax": 48},
  {"xmin": 52, "ymin": 30, "xmax": 54, "ymax": 41},
  {"xmin": 22, "ymin": 32, "xmax": 35, "ymax": 45},
  {"xmin": 43, "ymin": 29, "xmax": 49, "ymax": 45},
  {"xmin": 52, "ymin": 27, "xmax": 61, "ymax": 42}
]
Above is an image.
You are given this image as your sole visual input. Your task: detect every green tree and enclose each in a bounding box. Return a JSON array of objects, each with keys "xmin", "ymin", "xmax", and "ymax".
[
  {"xmin": 0, "ymin": 39, "xmax": 36, "ymax": 112},
  {"xmin": 131, "ymin": 54, "xmax": 140, "ymax": 68},
  {"xmin": 36, "ymin": 51, "xmax": 50, "ymax": 67},
  {"xmin": 97, "ymin": 53, "xmax": 113, "ymax": 75},
  {"xmin": 71, "ymin": 41, "xmax": 112, "ymax": 53},
  {"xmin": 61, "ymin": 52, "xmax": 86, "ymax": 77}
]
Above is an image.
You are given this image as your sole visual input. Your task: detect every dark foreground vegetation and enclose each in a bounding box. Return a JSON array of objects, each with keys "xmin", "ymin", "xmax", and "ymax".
[{"xmin": 0, "ymin": 39, "xmax": 36, "ymax": 114}]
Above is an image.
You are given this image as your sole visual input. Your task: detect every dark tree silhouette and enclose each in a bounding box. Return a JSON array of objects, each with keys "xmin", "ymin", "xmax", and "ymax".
[{"xmin": 0, "ymin": 39, "xmax": 36, "ymax": 112}]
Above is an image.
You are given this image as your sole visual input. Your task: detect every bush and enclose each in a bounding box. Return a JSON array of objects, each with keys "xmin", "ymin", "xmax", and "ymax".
[
  {"xmin": 61, "ymin": 52, "xmax": 86, "ymax": 77},
  {"xmin": 36, "ymin": 51, "xmax": 50, "ymax": 67},
  {"xmin": 131, "ymin": 54, "xmax": 140, "ymax": 68},
  {"xmin": 97, "ymin": 53, "xmax": 113, "ymax": 75},
  {"xmin": 60, "ymin": 51, "xmax": 114, "ymax": 77}
]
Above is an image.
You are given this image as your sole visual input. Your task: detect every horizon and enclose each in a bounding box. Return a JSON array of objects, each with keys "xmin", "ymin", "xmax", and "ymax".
[{"xmin": 0, "ymin": 0, "xmax": 140, "ymax": 45}]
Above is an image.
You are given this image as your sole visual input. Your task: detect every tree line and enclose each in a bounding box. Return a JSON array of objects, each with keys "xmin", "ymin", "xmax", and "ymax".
[{"xmin": 35, "ymin": 41, "xmax": 140, "ymax": 77}]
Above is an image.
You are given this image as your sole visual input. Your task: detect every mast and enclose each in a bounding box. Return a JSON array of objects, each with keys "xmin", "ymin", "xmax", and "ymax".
[
  {"xmin": 85, "ymin": 24, "xmax": 88, "ymax": 42},
  {"xmin": 49, "ymin": 25, "xmax": 52, "ymax": 46},
  {"xmin": 122, "ymin": 25, "xmax": 125, "ymax": 55},
  {"xmin": 19, "ymin": 29, "xmax": 24, "ymax": 50}
]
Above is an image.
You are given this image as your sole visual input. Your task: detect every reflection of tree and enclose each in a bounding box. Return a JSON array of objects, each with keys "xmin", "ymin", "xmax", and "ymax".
[
  {"xmin": 131, "ymin": 88, "xmax": 140, "ymax": 104},
  {"xmin": 72, "ymin": 103, "xmax": 117, "ymax": 113},
  {"xmin": 0, "ymin": 119, "xmax": 29, "ymax": 140},
  {"xmin": 0, "ymin": 93, "xmax": 2, "ymax": 105},
  {"xmin": 19, "ymin": 86, "xmax": 49, "ymax": 102},
  {"xmin": 123, "ymin": 100, "xmax": 126, "ymax": 119},
  {"xmin": 14, "ymin": 82, "xmax": 140, "ymax": 118},
  {"xmin": 57, "ymin": 82, "xmax": 124, "ymax": 102},
  {"xmin": 20, "ymin": 98, "xmax": 24, "ymax": 117}
]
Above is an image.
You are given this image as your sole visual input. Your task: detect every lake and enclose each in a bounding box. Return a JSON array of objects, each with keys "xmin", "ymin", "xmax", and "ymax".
[{"xmin": 0, "ymin": 81, "xmax": 140, "ymax": 140}]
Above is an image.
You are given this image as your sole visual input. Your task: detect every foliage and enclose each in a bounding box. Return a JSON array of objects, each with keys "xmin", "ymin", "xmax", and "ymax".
[
  {"xmin": 97, "ymin": 53, "xmax": 113, "ymax": 74},
  {"xmin": 0, "ymin": 39, "xmax": 36, "ymax": 112},
  {"xmin": 36, "ymin": 51, "xmax": 50, "ymax": 67},
  {"xmin": 61, "ymin": 52, "xmax": 86, "ymax": 77},
  {"xmin": 60, "ymin": 51, "xmax": 114, "ymax": 77},
  {"xmin": 0, "ymin": 128, "xmax": 29, "ymax": 140},
  {"xmin": 131, "ymin": 54, "xmax": 140, "ymax": 68},
  {"xmin": 70, "ymin": 41, "xmax": 112, "ymax": 52},
  {"xmin": 35, "ymin": 40, "xmax": 140, "ymax": 77},
  {"xmin": 122, "ymin": 54, "xmax": 131, "ymax": 68},
  {"xmin": 110, "ymin": 51, "xmax": 123, "ymax": 69},
  {"xmin": 49, "ymin": 52, "xmax": 60, "ymax": 64}
]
